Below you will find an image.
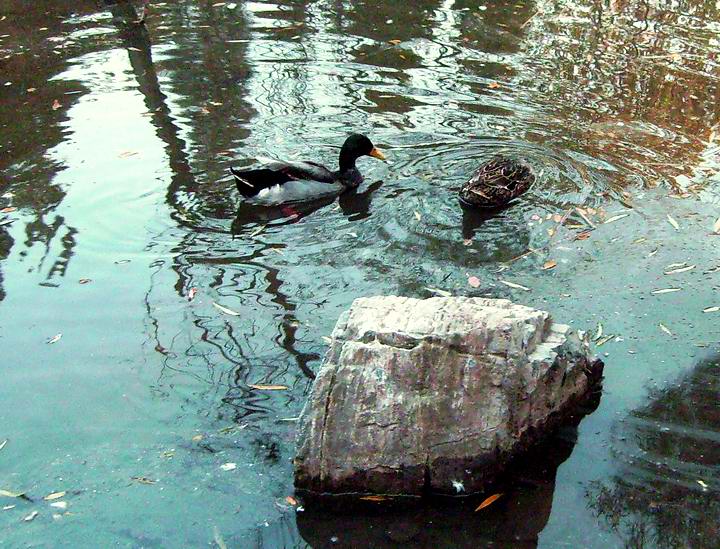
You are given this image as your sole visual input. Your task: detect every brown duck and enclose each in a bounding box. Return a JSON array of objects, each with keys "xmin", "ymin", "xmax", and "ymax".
[{"xmin": 458, "ymin": 157, "xmax": 535, "ymax": 209}]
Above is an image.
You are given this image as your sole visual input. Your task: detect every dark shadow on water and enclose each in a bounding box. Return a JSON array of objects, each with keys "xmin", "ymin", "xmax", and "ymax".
[
  {"xmin": 295, "ymin": 392, "xmax": 602, "ymax": 549},
  {"xmin": 587, "ymin": 352, "xmax": 720, "ymax": 549},
  {"xmin": 459, "ymin": 200, "xmax": 516, "ymax": 241}
]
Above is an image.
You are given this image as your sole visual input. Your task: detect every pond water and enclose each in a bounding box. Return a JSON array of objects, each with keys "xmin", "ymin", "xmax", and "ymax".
[{"xmin": 1, "ymin": 0, "xmax": 719, "ymax": 547}]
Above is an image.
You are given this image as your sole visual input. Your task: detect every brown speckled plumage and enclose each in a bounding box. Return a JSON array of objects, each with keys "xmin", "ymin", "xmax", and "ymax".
[{"xmin": 459, "ymin": 157, "xmax": 535, "ymax": 208}]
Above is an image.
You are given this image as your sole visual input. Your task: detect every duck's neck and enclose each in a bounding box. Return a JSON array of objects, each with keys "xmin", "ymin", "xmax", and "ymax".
[{"xmin": 339, "ymin": 148, "xmax": 358, "ymax": 173}]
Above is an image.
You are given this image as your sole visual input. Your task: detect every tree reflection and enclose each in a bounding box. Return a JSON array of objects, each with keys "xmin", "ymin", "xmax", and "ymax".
[{"xmin": 587, "ymin": 353, "xmax": 720, "ymax": 548}]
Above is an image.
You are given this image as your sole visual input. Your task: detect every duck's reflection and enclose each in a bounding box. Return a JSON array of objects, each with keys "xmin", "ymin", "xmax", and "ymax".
[
  {"xmin": 296, "ymin": 392, "xmax": 601, "ymax": 548},
  {"xmin": 231, "ymin": 181, "xmax": 384, "ymax": 235}
]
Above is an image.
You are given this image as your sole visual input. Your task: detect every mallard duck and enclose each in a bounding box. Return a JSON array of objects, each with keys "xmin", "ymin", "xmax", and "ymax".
[
  {"xmin": 231, "ymin": 134, "xmax": 385, "ymax": 205},
  {"xmin": 458, "ymin": 157, "xmax": 535, "ymax": 209}
]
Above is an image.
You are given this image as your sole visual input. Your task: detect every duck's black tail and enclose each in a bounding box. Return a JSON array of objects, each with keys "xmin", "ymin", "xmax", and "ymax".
[{"xmin": 230, "ymin": 167, "xmax": 291, "ymax": 198}]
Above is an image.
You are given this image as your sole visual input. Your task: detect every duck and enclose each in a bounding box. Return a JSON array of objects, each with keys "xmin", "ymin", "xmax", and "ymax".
[
  {"xmin": 230, "ymin": 133, "xmax": 385, "ymax": 205},
  {"xmin": 458, "ymin": 157, "xmax": 535, "ymax": 209}
]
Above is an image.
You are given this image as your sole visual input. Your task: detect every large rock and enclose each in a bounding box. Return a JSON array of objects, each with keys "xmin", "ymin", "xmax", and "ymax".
[{"xmin": 294, "ymin": 296, "xmax": 603, "ymax": 497}]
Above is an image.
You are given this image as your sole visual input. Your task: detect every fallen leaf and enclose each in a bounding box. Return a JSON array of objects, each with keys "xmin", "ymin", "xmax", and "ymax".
[
  {"xmin": 414, "ymin": 211, "xmax": 421, "ymax": 221},
  {"xmin": 191, "ymin": 434, "xmax": 203, "ymax": 442},
  {"xmin": 596, "ymin": 335, "xmax": 615, "ymax": 347},
  {"xmin": 604, "ymin": 213, "xmax": 630, "ymax": 224},
  {"xmin": 425, "ymin": 287, "xmax": 451, "ymax": 297},
  {"xmin": 542, "ymin": 260, "xmax": 557, "ymax": 270},
  {"xmin": 49, "ymin": 501, "xmax": 67, "ymax": 510},
  {"xmin": 488, "ymin": 81, "xmax": 500, "ymax": 89},
  {"xmin": 23, "ymin": 510, "xmax": 38, "ymax": 522},
  {"xmin": 248, "ymin": 384, "xmax": 288, "ymax": 391},
  {"xmin": 27, "ymin": 88, "xmax": 37, "ymax": 93},
  {"xmin": 51, "ymin": 99, "xmax": 61, "ymax": 110},
  {"xmin": 475, "ymin": 493, "xmax": 503, "ymax": 512},
  {"xmin": 698, "ymin": 480, "xmax": 709, "ymax": 490},
  {"xmin": 220, "ymin": 463, "xmax": 237, "ymax": 472},
  {"xmin": 213, "ymin": 302, "xmax": 241, "ymax": 316},
  {"xmin": 468, "ymin": 276, "xmax": 481, "ymax": 288},
  {"xmin": 667, "ymin": 214, "xmax": 680, "ymax": 230},
  {"xmin": 714, "ymin": 218, "xmax": 720, "ymax": 234},
  {"xmin": 0, "ymin": 490, "xmax": 24, "ymax": 498},
  {"xmin": 652, "ymin": 288, "xmax": 681, "ymax": 295},
  {"xmin": 500, "ymin": 280, "xmax": 531, "ymax": 291},
  {"xmin": 0, "ymin": 440, "xmax": 6, "ymax": 451},
  {"xmin": 664, "ymin": 265, "xmax": 695, "ymax": 275},
  {"xmin": 360, "ymin": 495, "xmax": 388, "ymax": 502},
  {"xmin": 594, "ymin": 323, "xmax": 603, "ymax": 341},
  {"xmin": 43, "ymin": 492, "xmax": 65, "ymax": 501},
  {"xmin": 321, "ymin": 336, "xmax": 332, "ymax": 344},
  {"xmin": 703, "ymin": 306, "xmax": 720, "ymax": 313},
  {"xmin": 115, "ymin": 259, "xmax": 131, "ymax": 264},
  {"xmin": 187, "ymin": 287, "xmax": 197, "ymax": 301},
  {"xmin": 575, "ymin": 231, "xmax": 592, "ymax": 240},
  {"xmin": 3, "ymin": 505, "xmax": 15, "ymax": 511},
  {"xmin": 659, "ymin": 323, "xmax": 673, "ymax": 336},
  {"xmin": 0, "ymin": 207, "xmax": 16, "ymax": 213},
  {"xmin": 47, "ymin": 334, "xmax": 62, "ymax": 344},
  {"xmin": 285, "ymin": 496, "xmax": 298, "ymax": 506},
  {"xmin": 118, "ymin": 151, "xmax": 138, "ymax": 158},
  {"xmin": 551, "ymin": 214, "xmax": 563, "ymax": 223},
  {"xmin": 130, "ymin": 477, "xmax": 156, "ymax": 484},
  {"xmin": 78, "ymin": 278, "xmax": 92, "ymax": 284},
  {"xmin": 463, "ymin": 239, "xmax": 472, "ymax": 246}
]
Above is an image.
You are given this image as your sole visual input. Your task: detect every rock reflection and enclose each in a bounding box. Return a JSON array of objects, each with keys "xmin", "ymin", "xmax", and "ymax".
[
  {"xmin": 587, "ymin": 353, "xmax": 720, "ymax": 549},
  {"xmin": 297, "ymin": 394, "xmax": 601, "ymax": 549}
]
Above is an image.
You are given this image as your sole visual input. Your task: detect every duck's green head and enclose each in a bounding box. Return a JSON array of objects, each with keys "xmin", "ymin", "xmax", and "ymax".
[{"xmin": 340, "ymin": 134, "xmax": 385, "ymax": 171}]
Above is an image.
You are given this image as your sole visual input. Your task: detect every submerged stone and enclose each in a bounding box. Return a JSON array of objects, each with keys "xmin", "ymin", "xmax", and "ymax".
[{"xmin": 294, "ymin": 296, "xmax": 603, "ymax": 497}]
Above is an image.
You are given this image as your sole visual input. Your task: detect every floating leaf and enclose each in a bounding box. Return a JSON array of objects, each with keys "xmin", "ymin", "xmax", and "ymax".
[
  {"xmin": 664, "ymin": 265, "xmax": 695, "ymax": 275},
  {"xmin": 652, "ymin": 288, "xmax": 681, "ymax": 295},
  {"xmin": 698, "ymin": 480, "xmax": 709, "ymax": 490},
  {"xmin": 604, "ymin": 213, "xmax": 629, "ymax": 224},
  {"xmin": 248, "ymin": 384, "xmax": 288, "ymax": 391},
  {"xmin": 43, "ymin": 492, "xmax": 65, "ymax": 501},
  {"xmin": 191, "ymin": 434, "xmax": 203, "ymax": 442},
  {"xmin": 575, "ymin": 231, "xmax": 592, "ymax": 240},
  {"xmin": 3, "ymin": 505, "xmax": 15, "ymax": 511},
  {"xmin": 714, "ymin": 218, "xmax": 720, "ymax": 234},
  {"xmin": 285, "ymin": 496, "xmax": 298, "ymax": 506},
  {"xmin": 596, "ymin": 335, "xmax": 615, "ymax": 347},
  {"xmin": 213, "ymin": 302, "xmax": 241, "ymax": 316},
  {"xmin": 667, "ymin": 214, "xmax": 680, "ymax": 230},
  {"xmin": 50, "ymin": 501, "xmax": 67, "ymax": 510},
  {"xmin": 23, "ymin": 510, "xmax": 38, "ymax": 522},
  {"xmin": 0, "ymin": 490, "xmax": 24, "ymax": 498},
  {"xmin": 130, "ymin": 477, "xmax": 156, "ymax": 484},
  {"xmin": 658, "ymin": 323, "xmax": 673, "ymax": 336},
  {"xmin": 0, "ymin": 207, "xmax": 16, "ymax": 214},
  {"xmin": 321, "ymin": 336, "xmax": 332, "ymax": 344},
  {"xmin": 389, "ymin": 39, "xmax": 402, "ymax": 45},
  {"xmin": 463, "ymin": 239, "xmax": 473, "ymax": 246},
  {"xmin": 0, "ymin": 440, "xmax": 6, "ymax": 452},
  {"xmin": 414, "ymin": 211, "xmax": 421, "ymax": 221},
  {"xmin": 542, "ymin": 260, "xmax": 557, "ymax": 270},
  {"xmin": 468, "ymin": 276, "xmax": 481, "ymax": 288},
  {"xmin": 51, "ymin": 99, "xmax": 61, "ymax": 110},
  {"xmin": 220, "ymin": 463, "xmax": 237, "ymax": 472},
  {"xmin": 425, "ymin": 287, "xmax": 451, "ymax": 297},
  {"xmin": 703, "ymin": 306, "xmax": 720, "ymax": 313},
  {"xmin": 475, "ymin": 493, "xmax": 503, "ymax": 512},
  {"xmin": 360, "ymin": 495, "xmax": 388, "ymax": 502},
  {"xmin": 488, "ymin": 81, "xmax": 500, "ymax": 89},
  {"xmin": 47, "ymin": 334, "xmax": 62, "ymax": 344},
  {"xmin": 118, "ymin": 151, "xmax": 138, "ymax": 158},
  {"xmin": 78, "ymin": 278, "xmax": 92, "ymax": 284},
  {"xmin": 594, "ymin": 323, "xmax": 603, "ymax": 341},
  {"xmin": 500, "ymin": 280, "xmax": 531, "ymax": 291}
]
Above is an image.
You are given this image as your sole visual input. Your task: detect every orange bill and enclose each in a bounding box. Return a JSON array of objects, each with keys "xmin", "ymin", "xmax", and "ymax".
[{"xmin": 369, "ymin": 147, "xmax": 386, "ymax": 161}]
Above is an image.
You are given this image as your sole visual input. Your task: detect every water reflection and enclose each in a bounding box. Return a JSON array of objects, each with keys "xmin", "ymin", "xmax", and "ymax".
[{"xmin": 587, "ymin": 353, "xmax": 720, "ymax": 549}]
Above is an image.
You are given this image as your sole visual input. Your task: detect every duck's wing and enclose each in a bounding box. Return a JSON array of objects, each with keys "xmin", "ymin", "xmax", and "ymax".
[{"xmin": 231, "ymin": 159, "xmax": 336, "ymax": 198}]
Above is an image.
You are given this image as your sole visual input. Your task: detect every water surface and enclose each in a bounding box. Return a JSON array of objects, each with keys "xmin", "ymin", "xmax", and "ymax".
[{"xmin": 1, "ymin": 1, "xmax": 719, "ymax": 547}]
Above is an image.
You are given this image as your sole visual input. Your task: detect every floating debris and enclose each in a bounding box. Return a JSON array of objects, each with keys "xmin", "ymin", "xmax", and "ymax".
[{"xmin": 475, "ymin": 493, "xmax": 503, "ymax": 512}]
